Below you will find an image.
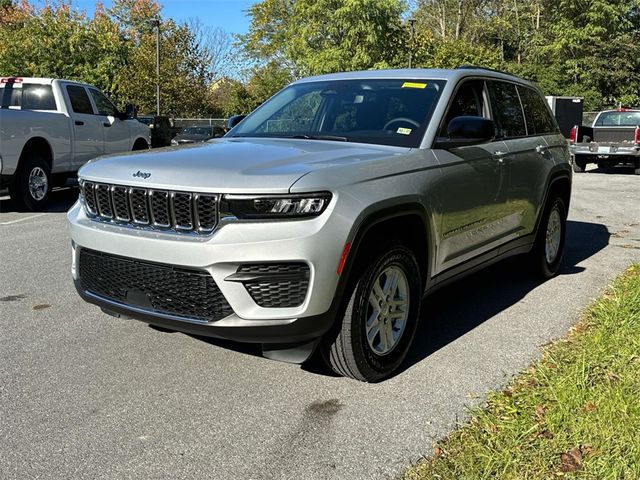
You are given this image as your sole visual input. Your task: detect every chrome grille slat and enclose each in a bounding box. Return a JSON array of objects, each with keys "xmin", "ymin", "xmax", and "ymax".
[
  {"xmin": 81, "ymin": 182, "xmax": 218, "ymax": 235},
  {"xmin": 82, "ymin": 182, "xmax": 98, "ymax": 215},
  {"xmin": 111, "ymin": 186, "xmax": 131, "ymax": 222},
  {"xmin": 129, "ymin": 188, "xmax": 150, "ymax": 224},
  {"xmin": 94, "ymin": 183, "xmax": 113, "ymax": 219}
]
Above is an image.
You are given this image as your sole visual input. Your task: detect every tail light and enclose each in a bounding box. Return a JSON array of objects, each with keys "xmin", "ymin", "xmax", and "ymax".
[
  {"xmin": 635, "ymin": 127, "xmax": 640, "ymax": 145},
  {"xmin": 569, "ymin": 126, "xmax": 577, "ymax": 145}
]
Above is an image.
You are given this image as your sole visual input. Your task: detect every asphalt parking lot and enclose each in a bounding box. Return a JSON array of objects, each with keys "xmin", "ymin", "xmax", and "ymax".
[{"xmin": 1, "ymin": 167, "xmax": 639, "ymax": 480}]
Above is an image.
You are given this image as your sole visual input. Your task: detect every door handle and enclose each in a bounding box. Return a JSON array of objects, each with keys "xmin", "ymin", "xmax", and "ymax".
[
  {"xmin": 74, "ymin": 120, "xmax": 84, "ymax": 126},
  {"xmin": 493, "ymin": 151, "xmax": 507, "ymax": 164},
  {"xmin": 536, "ymin": 144, "xmax": 548, "ymax": 154},
  {"xmin": 103, "ymin": 122, "xmax": 112, "ymax": 127}
]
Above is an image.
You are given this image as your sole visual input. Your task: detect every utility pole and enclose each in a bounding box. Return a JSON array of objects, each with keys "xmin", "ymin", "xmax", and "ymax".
[
  {"xmin": 147, "ymin": 18, "xmax": 161, "ymax": 116},
  {"xmin": 408, "ymin": 18, "xmax": 416, "ymax": 69}
]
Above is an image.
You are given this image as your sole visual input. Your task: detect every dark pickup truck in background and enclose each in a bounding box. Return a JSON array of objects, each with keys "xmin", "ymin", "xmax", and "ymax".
[{"xmin": 569, "ymin": 109, "xmax": 640, "ymax": 174}]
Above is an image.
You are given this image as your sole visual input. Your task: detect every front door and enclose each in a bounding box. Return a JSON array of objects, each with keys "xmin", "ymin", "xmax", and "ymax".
[
  {"xmin": 64, "ymin": 84, "xmax": 104, "ymax": 168},
  {"xmin": 432, "ymin": 79, "xmax": 511, "ymax": 273},
  {"xmin": 88, "ymin": 88, "xmax": 132, "ymax": 155}
]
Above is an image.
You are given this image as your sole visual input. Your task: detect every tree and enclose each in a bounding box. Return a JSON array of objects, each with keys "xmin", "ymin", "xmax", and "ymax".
[{"xmin": 241, "ymin": 0, "xmax": 407, "ymax": 77}]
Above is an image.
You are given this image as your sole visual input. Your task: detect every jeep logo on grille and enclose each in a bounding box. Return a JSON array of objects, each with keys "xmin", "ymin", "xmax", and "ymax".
[{"xmin": 132, "ymin": 170, "xmax": 151, "ymax": 179}]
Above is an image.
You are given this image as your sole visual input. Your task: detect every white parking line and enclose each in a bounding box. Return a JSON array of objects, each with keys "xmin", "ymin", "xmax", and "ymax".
[{"xmin": 0, "ymin": 213, "xmax": 46, "ymax": 225}]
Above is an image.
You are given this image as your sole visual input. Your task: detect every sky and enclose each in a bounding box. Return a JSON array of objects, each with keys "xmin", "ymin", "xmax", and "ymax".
[{"xmin": 37, "ymin": 0, "xmax": 256, "ymax": 34}]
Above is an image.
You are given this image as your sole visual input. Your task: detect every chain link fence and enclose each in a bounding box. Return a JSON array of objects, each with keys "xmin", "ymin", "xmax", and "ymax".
[{"xmin": 172, "ymin": 118, "xmax": 228, "ymax": 129}]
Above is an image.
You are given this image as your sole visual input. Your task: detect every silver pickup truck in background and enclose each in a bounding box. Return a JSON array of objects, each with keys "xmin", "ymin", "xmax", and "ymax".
[
  {"xmin": 0, "ymin": 77, "xmax": 151, "ymax": 210},
  {"xmin": 569, "ymin": 108, "xmax": 640, "ymax": 174}
]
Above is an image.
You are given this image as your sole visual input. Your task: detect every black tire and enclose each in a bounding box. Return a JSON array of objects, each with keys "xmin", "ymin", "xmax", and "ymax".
[
  {"xmin": 529, "ymin": 195, "xmax": 567, "ymax": 279},
  {"xmin": 572, "ymin": 156, "xmax": 586, "ymax": 173},
  {"xmin": 321, "ymin": 244, "xmax": 422, "ymax": 382},
  {"xmin": 132, "ymin": 139, "xmax": 149, "ymax": 151},
  {"xmin": 8, "ymin": 154, "xmax": 52, "ymax": 212}
]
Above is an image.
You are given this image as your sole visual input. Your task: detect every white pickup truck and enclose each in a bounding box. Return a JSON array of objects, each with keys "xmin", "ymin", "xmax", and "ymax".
[{"xmin": 0, "ymin": 77, "xmax": 150, "ymax": 210}]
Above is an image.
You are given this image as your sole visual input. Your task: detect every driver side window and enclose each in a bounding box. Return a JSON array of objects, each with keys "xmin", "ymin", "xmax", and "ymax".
[
  {"xmin": 89, "ymin": 88, "xmax": 117, "ymax": 117},
  {"xmin": 439, "ymin": 80, "xmax": 486, "ymax": 136}
]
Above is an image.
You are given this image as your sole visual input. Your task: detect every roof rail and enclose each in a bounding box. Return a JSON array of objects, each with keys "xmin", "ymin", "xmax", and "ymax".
[{"xmin": 457, "ymin": 65, "xmax": 511, "ymax": 75}]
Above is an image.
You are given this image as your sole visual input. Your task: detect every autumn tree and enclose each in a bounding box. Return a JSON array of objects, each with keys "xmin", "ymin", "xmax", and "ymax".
[{"xmin": 241, "ymin": 0, "xmax": 407, "ymax": 77}]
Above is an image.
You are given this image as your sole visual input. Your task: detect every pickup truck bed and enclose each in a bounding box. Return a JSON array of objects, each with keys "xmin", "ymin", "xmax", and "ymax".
[{"xmin": 570, "ymin": 110, "xmax": 640, "ymax": 174}]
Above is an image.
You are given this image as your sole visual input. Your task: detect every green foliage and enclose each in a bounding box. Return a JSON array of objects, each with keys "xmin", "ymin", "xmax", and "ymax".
[
  {"xmin": 0, "ymin": 0, "xmax": 638, "ymax": 116},
  {"xmin": 241, "ymin": 0, "xmax": 407, "ymax": 76},
  {"xmin": 0, "ymin": 0, "xmax": 218, "ymax": 116},
  {"xmin": 404, "ymin": 264, "xmax": 640, "ymax": 479}
]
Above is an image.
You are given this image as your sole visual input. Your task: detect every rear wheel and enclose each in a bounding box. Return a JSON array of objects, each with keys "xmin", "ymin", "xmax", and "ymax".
[
  {"xmin": 322, "ymin": 244, "xmax": 421, "ymax": 382},
  {"xmin": 529, "ymin": 195, "xmax": 567, "ymax": 278},
  {"xmin": 572, "ymin": 156, "xmax": 587, "ymax": 173},
  {"xmin": 9, "ymin": 154, "xmax": 51, "ymax": 211}
]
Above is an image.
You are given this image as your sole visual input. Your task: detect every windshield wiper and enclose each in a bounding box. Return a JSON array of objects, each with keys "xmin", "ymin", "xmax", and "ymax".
[{"xmin": 289, "ymin": 134, "xmax": 348, "ymax": 142}]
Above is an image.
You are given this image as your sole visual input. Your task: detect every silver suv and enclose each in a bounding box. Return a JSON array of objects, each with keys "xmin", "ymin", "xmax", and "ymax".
[{"xmin": 68, "ymin": 68, "xmax": 572, "ymax": 382}]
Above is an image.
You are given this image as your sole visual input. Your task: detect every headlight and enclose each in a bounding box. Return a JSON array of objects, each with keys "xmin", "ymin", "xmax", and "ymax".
[
  {"xmin": 171, "ymin": 139, "xmax": 178, "ymax": 146},
  {"xmin": 221, "ymin": 193, "xmax": 332, "ymax": 219}
]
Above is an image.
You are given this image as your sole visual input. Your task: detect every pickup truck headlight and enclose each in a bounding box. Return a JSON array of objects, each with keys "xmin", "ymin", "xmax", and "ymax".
[{"xmin": 221, "ymin": 193, "xmax": 332, "ymax": 219}]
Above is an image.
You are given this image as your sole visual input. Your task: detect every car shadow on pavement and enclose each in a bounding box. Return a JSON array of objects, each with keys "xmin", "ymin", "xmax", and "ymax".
[
  {"xmin": 302, "ymin": 219, "xmax": 611, "ymax": 379},
  {"xmin": 398, "ymin": 219, "xmax": 610, "ymax": 375},
  {"xmin": 588, "ymin": 165, "xmax": 637, "ymax": 175},
  {"xmin": 0, "ymin": 183, "xmax": 79, "ymax": 214}
]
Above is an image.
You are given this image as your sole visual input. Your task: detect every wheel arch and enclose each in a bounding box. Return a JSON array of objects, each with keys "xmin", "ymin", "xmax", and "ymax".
[
  {"xmin": 340, "ymin": 202, "xmax": 434, "ymax": 295},
  {"xmin": 132, "ymin": 137, "xmax": 149, "ymax": 151},
  {"xmin": 18, "ymin": 137, "xmax": 54, "ymax": 171}
]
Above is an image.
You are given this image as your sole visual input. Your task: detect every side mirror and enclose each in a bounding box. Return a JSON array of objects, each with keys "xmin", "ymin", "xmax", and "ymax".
[
  {"xmin": 435, "ymin": 116, "xmax": 495, "ymax": 149},
  {"xmin": 227, "ymin": 114, "xmax": 246, "ymax": 130}
]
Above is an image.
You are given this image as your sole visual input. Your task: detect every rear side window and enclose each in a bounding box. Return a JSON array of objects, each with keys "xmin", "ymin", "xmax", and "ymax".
[
  {"xmin": 518, "ymin": 86, "xmax": 557, "ymax": 135},
  {"xmin": 0, "ymin": 84, "xmax": 57, "ymax": 110},
  {"xmin": 66, "ymin": 85, "xmax": 94, "ymax": 114},
  {"xmin": 488, "ymin": 81, "xmax": 526, "ymax": 138}
]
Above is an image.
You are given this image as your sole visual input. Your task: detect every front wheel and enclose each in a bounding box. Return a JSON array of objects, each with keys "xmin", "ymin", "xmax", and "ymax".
[
  {"xmin": 321, "ymin": 245, "xmax": 422, "ymax": 382},
  {"xmin": 9, "ymin": 154, "xmax": 52, "ymax": 211},
  {"xmin": 529, "ymin": 195, "xmax": 567, "ymax": 279}
]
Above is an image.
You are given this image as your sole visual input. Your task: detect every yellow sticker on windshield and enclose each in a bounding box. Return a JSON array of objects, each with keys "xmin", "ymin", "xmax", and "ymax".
[
  {"xmin": 402, "ymin": 82, "xmax": 427, "ymax": 89},
  {"xmin": 397, "ymin": 127, "xmax": 412, "ymax": 135}
]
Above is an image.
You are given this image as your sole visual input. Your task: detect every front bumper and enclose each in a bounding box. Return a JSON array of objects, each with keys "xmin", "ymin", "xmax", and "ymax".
[
  {"xmin": 68, "ymin": 198, "xmax": 349, "ymax": 344},
  {"xmin": 571, "ymin": 144, "xmax": 640, "ymax": 161},
  {"xmin": 74, "ymin": 279, "xmax": 334, "ymax": 344}
]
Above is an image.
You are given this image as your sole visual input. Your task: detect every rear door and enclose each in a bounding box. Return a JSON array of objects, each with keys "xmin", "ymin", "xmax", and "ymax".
[
  {"xmin": 433, "ymin": 79, "xmax": 510, "ymax": 273},
  {"xmin": 88, "ymin": 88, "xmax": 132, "ymax": 154},
  {"xmin": 516, "ymin": 86, "xmax": 564, "ymax": 232},
  {"xmin": 64, "ymin": 84, "xmax": 104, "ymax": 167},
  {"xmin": 486, "ymin": 80, "xmax": 540, "ymax": 242}
]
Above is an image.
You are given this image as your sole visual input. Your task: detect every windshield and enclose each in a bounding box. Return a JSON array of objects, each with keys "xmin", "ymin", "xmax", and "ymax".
[
  {"xmin": 183, "ymin": 126, "xmax": 213, "ymax": 135},
  {"xmin": 595, "ymin": 111, "xmax": 640, "ymax": 127},
  {"xmin": 228, "ymin": 79, "xmax": 446, "ymax": 148}
]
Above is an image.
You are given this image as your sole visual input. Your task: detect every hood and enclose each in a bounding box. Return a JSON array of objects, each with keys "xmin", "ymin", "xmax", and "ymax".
[{"xmin": 79, "ymin": 137, "xmax": 406, "ymax": 194}]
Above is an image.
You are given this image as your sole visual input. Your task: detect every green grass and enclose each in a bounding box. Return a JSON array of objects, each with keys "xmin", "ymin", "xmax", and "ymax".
[{"xmin": 403, "ymin": 264, "xmax": 640, "ymax": 480}]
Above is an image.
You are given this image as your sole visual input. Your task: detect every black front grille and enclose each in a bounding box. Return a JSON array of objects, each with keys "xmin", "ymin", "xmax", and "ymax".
[
  {"xmin": 79, "ymin": 249, "xmax": 233, "ymax": 322},
  {"xmin": 80, "ymin": 181, "xmax": 218, "ymax": 234},
  {"xmin": 237, "ymin": 263, "xmax": 310, "ymax": 308}
]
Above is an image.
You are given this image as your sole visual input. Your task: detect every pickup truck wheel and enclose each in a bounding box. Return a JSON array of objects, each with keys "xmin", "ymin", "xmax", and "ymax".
[
  {"xmin": 530, "ymin": 195, "xmax": 567, "ymax": 279},
  {"xmin": 322, "ymin": 245, "xmax": 421, "ymax": 382},
  {"xmin": 572, "ymin": 156, "xmax": 586, "ymax": 173},
  {"xmin": 9, "ymin": 154, "xmax": 51, "ymax": 211}
]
